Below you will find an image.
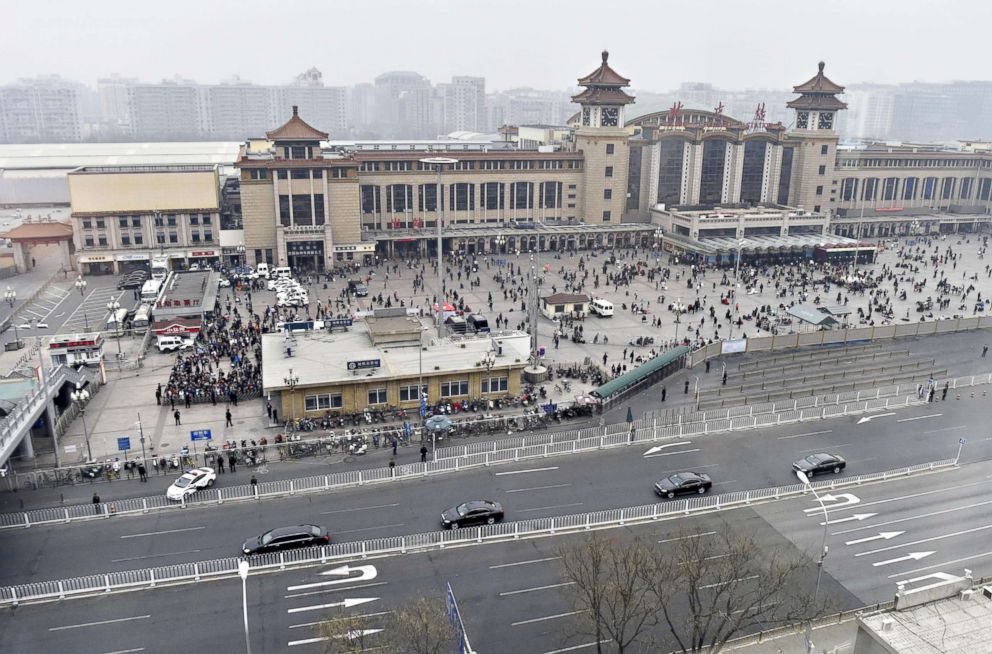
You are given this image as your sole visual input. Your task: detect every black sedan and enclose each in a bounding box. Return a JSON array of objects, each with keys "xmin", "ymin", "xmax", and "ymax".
[
  {"xmin": 792, "ymin": 452, "xmax": 846, "ymax": 477},
  {"xmin": 241, "ymin": 524, "xmax": 329, "ymax": 555},
  {"xmin": 441, "ymin": 500, "xmax": 504, "ymax": 529},
  {"xmin": 654, "ymin": 472, "xmax": 713, "ymax": 498}
]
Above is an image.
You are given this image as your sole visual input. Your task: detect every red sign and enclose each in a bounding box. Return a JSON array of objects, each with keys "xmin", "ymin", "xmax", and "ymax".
[
  {"xmin": 155, "ymin": 324, "xmax": 201, "ymax": 336},
  {"xmin": 191, "ymin": 250, "xmax": 216, "ymax": 257},
  {"xmin": 50, "ymin": 339, "xmax": 98, "ymax": 349}
]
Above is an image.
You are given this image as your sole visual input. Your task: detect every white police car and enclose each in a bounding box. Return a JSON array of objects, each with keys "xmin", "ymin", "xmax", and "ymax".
[{"xmin": 166, "ymin": 467, "xmax": 216, "ymax": 501}]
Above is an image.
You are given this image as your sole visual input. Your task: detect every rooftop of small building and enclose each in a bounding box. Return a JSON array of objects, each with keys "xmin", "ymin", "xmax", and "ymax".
[
  {"xmin": 858, "ymin": 588, "xmax": 992, "ymax": 653},
  {"xmin": 262, "ymin": 323, "xmax": 530, "ymax": 391}
]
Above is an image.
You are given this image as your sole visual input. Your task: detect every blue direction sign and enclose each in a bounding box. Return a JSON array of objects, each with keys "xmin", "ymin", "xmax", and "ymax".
[
  {"xmin": 117, "ymin": 437, "xmax": 131, "ymax": 452},
  {"xmin": 190, "ymin": 429, "xmax": 212, "ymax": 442}
]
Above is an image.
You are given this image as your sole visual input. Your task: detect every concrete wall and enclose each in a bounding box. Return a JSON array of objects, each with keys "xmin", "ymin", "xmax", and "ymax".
[{"xmin": 67, "ymin": 169, "xmax": 220, "ymax": 213}]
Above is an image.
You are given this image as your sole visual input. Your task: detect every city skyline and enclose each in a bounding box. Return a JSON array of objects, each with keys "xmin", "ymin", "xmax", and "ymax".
[{"xmin": 7, "ymin": 0, "xmax": 992, "ymax": 91}]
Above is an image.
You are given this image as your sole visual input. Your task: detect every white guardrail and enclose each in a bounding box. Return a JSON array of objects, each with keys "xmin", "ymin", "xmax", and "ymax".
[{"xmin": 0, "ymin": 459, "xmax": 956, "ymax": 606}]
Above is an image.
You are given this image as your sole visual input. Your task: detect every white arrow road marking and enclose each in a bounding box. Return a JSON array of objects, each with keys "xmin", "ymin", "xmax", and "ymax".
[
  {"xmin": 872, "ymin": 551, "xmax": 935, "ymax": 567},
  {"xmin": 643, "ymin": 448, "xmax": 700, "ymax": 458},
  {"xmin": 845, "ymin": 531, "xmax": 905, "ymax": 546},
  {"xmin": 644, "ymin": 442, "xmax": 693, "ymax": 456},
  {"xmin": 287, "ymin": 597, "xmax": 379, "ymax": 614},
  {"xmin": 897, "ymin": 414, "xmax": 942, "ymax": 423},
  {"xmin": 803, "ymin": 493, "xmax": 860, "ymax": 513},
  {"xmin": 287, "ymin": 565, "xmax": 378, "ymax": 591},
  {"xmin": 857, "ymin": 412, "xmax": 896, "ymax": 425},
  {"xmin": 288, "ymin": 629, "xmax": 385, "ymax": 648},
  {"xmin": 856, "ymin": 524, "xmax": 992, "ymax": 557},
  {"xmin": 820, "ymin": 513, "xmax": 877, "ymax": 525}
]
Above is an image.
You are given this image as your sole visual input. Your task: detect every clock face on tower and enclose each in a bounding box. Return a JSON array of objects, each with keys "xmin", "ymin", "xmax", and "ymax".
[
  {"xmin": 817, "ymin": 112, "xmax": 834, "ymax": 130},
  {"xmin": 601, "ymin": 107, "xmax": 619, "ymax": 127},
  {"xmin": 796, "ymin": 111, "xmax": 809, "ymax": 129}
]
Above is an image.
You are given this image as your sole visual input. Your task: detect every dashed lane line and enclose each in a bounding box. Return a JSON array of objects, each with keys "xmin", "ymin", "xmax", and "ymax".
[
  {"xmin": 490, "ymin": 556, "xmax": 561, "ymax": 569},
  {"xmin": 49, "ymin": 615, "xmax": 150, "ymax": 631}
]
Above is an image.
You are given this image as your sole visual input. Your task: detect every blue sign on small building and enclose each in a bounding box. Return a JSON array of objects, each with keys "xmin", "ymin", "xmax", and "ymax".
[
  {"xmin": 117, "ymin": 437, "xmax": 131, "ymax": 452},
  {"xmin": 190, "ymin": 429, "xmax": 212, "ymax": 442}
]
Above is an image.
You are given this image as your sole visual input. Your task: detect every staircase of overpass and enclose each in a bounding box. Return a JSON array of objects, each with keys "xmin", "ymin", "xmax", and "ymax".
[{"xmin": 0, "ymin": 364, "xmax": 69, "ymax": 470}]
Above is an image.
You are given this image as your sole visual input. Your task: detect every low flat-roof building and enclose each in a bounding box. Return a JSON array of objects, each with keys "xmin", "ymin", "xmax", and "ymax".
[
  {"xmin": 262, "ymin": 320, "xmax": 529, "ymax": 417},
  {"xmin": 152, "ymin": 271, "xmax": 219, "ymax": 320},
  {"xmin": 540, "ymin": 293, "xmax": 590, "ymax": 319}
]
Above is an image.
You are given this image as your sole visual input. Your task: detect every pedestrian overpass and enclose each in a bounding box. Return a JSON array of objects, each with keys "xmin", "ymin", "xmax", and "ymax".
[{"xmin": 0, "ymin": 364, "xmax": 71, "ymax": 472}]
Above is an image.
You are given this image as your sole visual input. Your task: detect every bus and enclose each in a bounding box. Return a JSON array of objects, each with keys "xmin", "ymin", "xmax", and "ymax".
[
  {"xmin": 106, "ymin": 308, "xmax": 129, "ymax": 336},
  {"xmin": 132, "ymin": 304, "xmax": 153, "ymax": 334},
  {"xmin": 140, "ymin": 278, "xmax": 163, "ymax": 302},
  {"xmin": 151, "ymin": 256, "xmax": 169, "ymax": 281}
]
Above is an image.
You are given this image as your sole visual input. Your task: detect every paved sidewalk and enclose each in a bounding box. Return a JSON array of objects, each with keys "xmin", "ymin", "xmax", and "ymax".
[{"xmin": 727, "ymin": 620, "xmax": 858, "ymax": 653}]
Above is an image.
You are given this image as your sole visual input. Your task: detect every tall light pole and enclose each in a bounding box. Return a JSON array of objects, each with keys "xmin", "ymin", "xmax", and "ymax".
[
  {"xmin": 136, "ymin": 413, "xmax": 148, "ymax": 465},
  {"xmin": 796, "ymin": 469, "xmax": 828, "ymax": 654},
  {"xmin": 71, "ymin": 383, "xmax": 93, "ymax": 462},
  {"xmin": 238, "ymin": 559, "xmax": 252, "ymax": 654},
  {"xmin": 673, "ymin": 297, "xmax": 684, "ymax": 344},
  {"xmin": 106, "ymin": 298, "xmax": 122, "ymax": 371},
  {"xmin": 283, "ymin": 368, "xmax": 299, "ymax": 422},
  {"xmin": 419, "ymin": 156, "xmax": 458, "ymax": 339}
]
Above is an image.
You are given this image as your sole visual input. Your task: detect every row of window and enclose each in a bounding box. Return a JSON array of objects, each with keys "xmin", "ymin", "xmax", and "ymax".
[
  {"xmin": 81, "ymin": 214, "xmax": 212, "ymax": 230},
  {"xmin": 357, "ymin": 160, "xmax": 583, "ymax": 173},
  {"xmin": 838, "ymin": 157, "xmax": 988, "ymax": 169},
  {"xmin": 361, "ymin": 182, "xmax": 574, "ymax": 213},
  {"xmin": 839, "ymin": 176, "xmax": 991, "ymax": 203},
  {"xmin": 303, "ymin": 377, "xmax": 509, "ymax": 411}
]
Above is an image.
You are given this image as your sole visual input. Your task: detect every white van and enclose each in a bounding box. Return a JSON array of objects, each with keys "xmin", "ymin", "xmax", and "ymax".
[
  {"xmin": 272, "ymin": 266, "xmax": 292, "ymax": 279},
  {"xmin": 255, "ymin": 263, "xmax": 270, "ymax": 279},
  {"xmin": 590, "ymin": 299, "xmax": 614, "ymax": 317}
]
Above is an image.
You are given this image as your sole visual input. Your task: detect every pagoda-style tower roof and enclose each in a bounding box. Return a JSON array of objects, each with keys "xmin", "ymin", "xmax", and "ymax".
[
  {"xmin": 572, "ymin": 50, "xmax": 634, "ymax": 106},
  {"xmin": 266, "ymin": 105, "xmax": 329, "ymax": 141},
  {"xmin": 786, "ymin": 62, "xmax": 847, "ymax": 111}
]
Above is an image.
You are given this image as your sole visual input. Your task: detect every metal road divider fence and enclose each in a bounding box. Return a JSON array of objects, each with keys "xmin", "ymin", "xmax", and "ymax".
[
  {"xmin": 0, "ymin": 459, "xmax": 956, "ymax": 607},
  {"xmin": 437, "ymin": 372, "xmax": 992, "ymax": 460}
]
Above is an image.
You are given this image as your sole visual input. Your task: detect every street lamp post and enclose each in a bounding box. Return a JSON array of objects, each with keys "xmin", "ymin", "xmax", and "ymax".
[
  {"xmin": 495, "ymin": 232, "xmax": 505, "ymax": 255},
  {"xmin": 136, "ymin": 412, "xmax": 148, "ymax": 466},
  {"xmin": 74, "ymin": 275, "xmax": 87, "ymax": 297},
  {"xmin": 238, "ymin": 559, "xmax": 252, "ymax": 654},
  {"xmin": 796, "ymin": 469, "xmax": 828, "ymax": 654},
  {"xmin": 283, "ymin": 368, "xmax": 299, "ymax": 422},
  {"xmin": 673, "ymin": 297, "xmax": 684, "ymax": 344},
  {"xmin": 419, "ymin": 156, "xmax": 458, "ymax": 339},
  {"xmin": 106, "ymin": 299, "xmax": 123, "ymax": 371},
  {"xmin": 70, "ymin": 384, "xmax": 93, "ymax": 462}
]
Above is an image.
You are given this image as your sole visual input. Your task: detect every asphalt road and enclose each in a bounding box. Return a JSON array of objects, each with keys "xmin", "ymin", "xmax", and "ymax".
[{"xmin": 1, "ymin": 395, "xmax": 989, "ymax": 588}]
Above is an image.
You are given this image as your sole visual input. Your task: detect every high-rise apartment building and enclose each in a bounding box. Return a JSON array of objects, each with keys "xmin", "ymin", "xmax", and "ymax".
[
  {"xmin": 128, "ymin": 78, "xmax": 203, "ymax": 141},
  {"xmin": 373, "ymin": 71, "xmax": 434, "ymax": 138},
  {"xmin": 97, "ymin": 74, "xmax": 137, "ymax": 130},
  {"xmin": 0, "ymin": 75, "xmax": 83, "ymax": 143},
  {"xmin": 441, "ymin": 76, "xmax": 486, "ymax": 133}
]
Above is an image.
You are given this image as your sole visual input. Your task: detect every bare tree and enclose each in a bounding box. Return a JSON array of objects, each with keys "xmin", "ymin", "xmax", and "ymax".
[
  {"xmin": 382, "ymin": 597, "xmax": 459, "ymax": 654},
  {"xmin": 555, "ymin": 532, "xmax": 659, "ymax": 653},
  {"xmin": 650, "ymin": 523, "xmax": 830, "ymax": 653},
  {"xmin": 317, "ymin": 611, "xmax": 381, "ymax": 654}
]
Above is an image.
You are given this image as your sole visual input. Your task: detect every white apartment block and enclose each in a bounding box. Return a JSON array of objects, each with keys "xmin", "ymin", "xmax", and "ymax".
[
  {"xmin": 441, "ymin": 76, "xmax": 486, "ymax": 133},
  {"xmin": 0, "ymin": 75, "xmax": 83, "ymax": 143}
]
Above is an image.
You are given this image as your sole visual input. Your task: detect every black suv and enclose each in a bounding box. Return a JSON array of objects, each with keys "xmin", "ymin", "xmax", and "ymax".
[{"xmin": 348, "ymin": 280, "xmax": 369, "ymax": 297}]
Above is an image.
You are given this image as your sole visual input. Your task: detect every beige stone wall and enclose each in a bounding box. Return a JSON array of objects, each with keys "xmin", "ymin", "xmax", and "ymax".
[
  {"xmin": 834, "ymin": 168, "xmax": 992, "ymax": 212},
  {"xmin": 241, "ymin": 180, "xmax": 276, "ymax": 264},
  {"xmin": 576, "ymin": 127, "xmax": 628, "ymax": 224},
  {"xmin": 328, "ymin": 179, "xmax": 361, "ymax": 246},
  {"xmin": 786, "ymin": 133, "xmax": 838, "ymax": 212},
  {"xmin": 68, "ymin": 169, "xmax": 220, "ymax": 213}
]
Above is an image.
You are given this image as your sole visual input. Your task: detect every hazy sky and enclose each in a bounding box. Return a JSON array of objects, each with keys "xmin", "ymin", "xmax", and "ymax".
[{"xmin": 7, "ymin": 0, "xmax": 990, "ymax": 91}]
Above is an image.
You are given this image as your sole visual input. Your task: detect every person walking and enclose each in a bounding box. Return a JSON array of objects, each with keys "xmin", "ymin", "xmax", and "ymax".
[
  {"xmin": 391, "ymin": 438, "xmax": 398, "ymax": 456},
  {"xmin": 174, "ymin": 409, "xmax": 181, "ymax": 426},
  {"xmin": 661, "ymin": 385, "xmax": 667, "ymax": 402},
  {"xmin": 705, "ymin": 360, "xmax": 711, "ymax": 373},
  {"xmin": 420, "ymin": 445, "xmax": 428, "ymax": 462},
  {"xmin": 984, "ymin": 344, "xmax": 989, "ymax": 358},
  {"xmin": 250, "ymin": 475, "xmax": 258, "ymax": 494},
  {"xmin": 155, "ymin": 384, "xmax": 162, "ymax": 406},
  {"xmin": 684, "ymin": 379, "xmax": 690, "ymax": 394},
  {"xmin": 137, "ymin": 463, "xmax": 147, "ymax": 482},
  {"xmin": 389, "ymin": 459, "xmax": 396, "ymax": 475},
  {"xmin": 225, "ymin": 408, "xmax": 233, "ymax": 427},
  {"xmin": 92, "ymin": 492, "xmax": 101, "ymax": 515},
  {"xmin": 228, "ymin": 452, "xmax": 237, "ymax": 473},
  {"xmin": 216, "ymin": 455, "xmax": 225, "ymax": 473}
]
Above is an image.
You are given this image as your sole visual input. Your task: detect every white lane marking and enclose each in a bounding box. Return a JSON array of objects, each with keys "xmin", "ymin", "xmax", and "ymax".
[
  {"xmin": 781, "ymin": 427, "xmax": 834, "ymax": 438},
  {"xmin": 289, "ymin": 611, "xmax": 393, "ymax": 629},
  {"xmin": 887, "ymin": 550, "xmax": 992, "ymax": 579},
  {"xmin": 49, "ymin": 615, "xmax": 151, "ymax": 631},
  {"xmin": 803, "ymin": 493, "xmax": 860, "ymax": 513},
  {"xmin": 540, "ymin": 641, "xmax": 611, "ymax": 654},
  {"xmin": 333, "ymin": 523, "xmax": 405, "ymax": 535},
  {"xmin": 513, "ymin": 610, "xmax": 585, "ymax": 626},
  {"xmin": 845, "ymin": 531, "xmax": 905, "ymax": 546},
  {"xmin": 288, "ymin": 633, "xmax": 384, "ymax": 648},
  {"xmin": 698, "ymin": 575, "xmax": 760, "ymax": 590},
  {"xmin": 922, "ymin": 425, "xmax": 967, "ymax": 435},
  {"xmin": 506, "ymin": 483, "xmax": 571, "ymax": 493},
  {"xmin": 285, "ymin": 581, "xmax": 387, "ymax": 600},
  {"xmin": 111, "ymin": 549, "xmax": 200, "ymax": 563},
  {"xmin": 320, "ymin": 503, "xmax": 399, "ymax": 515},
  {"xmin": 799, "ymin": 442, "xmax": 853, "ymax": 453},
  {"xmin": 821, "ymin": 513, "xmax": 876, "ymax": 526},
  {"xmin": 490, "ymin": 556, "xmax": 561, "ymax": 569},
  {"xmin": 288, "ymin": 638, "xmax": 327, "ymax": 647},
  {"xmin": 711, "ymin": 480, "xmax": 738, "ymax": 486},
  {"xmin": 644, "ymin": 442, "xmax": 692, "ymax": 456},
  {"xmin": 873, "ymin": 551, "xmax": 935, "ymax": 567},
  {"xmin": 643, "ymin": 448, "xmax": 701, "ymax": 458},
  {"xmin": 659, "ymin": 530, "xmax": 717, "ymax": 544},
  {"xmin": 102, "ymin": 650, "xmax": 145, "ymax": 654},
  {"xmin": 857, "ymin": 412, "xmax": 895, "ymax": 425},
  {"xmin": 834, "ymin": 500, "xmax": 992, "ymax": 535},
  {"xmin": 120, "ymin": 526, "xmax": 205, "ymax": 539},
  {"xmin": 287, "ymin": 597, "xmax": 379, "ymax": 614},
  {"xmin": 855, "ymin": 524, "xmax": 992, "ymax": 557},
  {"xmin": 519, "ymin": 503, "xmax": 585, "ymax": 513},
  {"xmin": 499, "ymin": 581, "xmax": 575, "ymax": 596},
  {"xmin": 495, "ymin": 466, "xmax": 559, "ymax": 476},
  {"xmin": 897, "ymin": 413, "xmax": 942, "ymax": 423},
  {"xmin": 850, "ymin": 480, "xmax": 989, "ymax": 510}
]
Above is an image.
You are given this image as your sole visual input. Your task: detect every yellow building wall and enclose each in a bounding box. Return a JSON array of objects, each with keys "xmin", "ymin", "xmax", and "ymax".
[{"xmin": 68, "ymin": 170, "xmax": 220, "ymax": 213}]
